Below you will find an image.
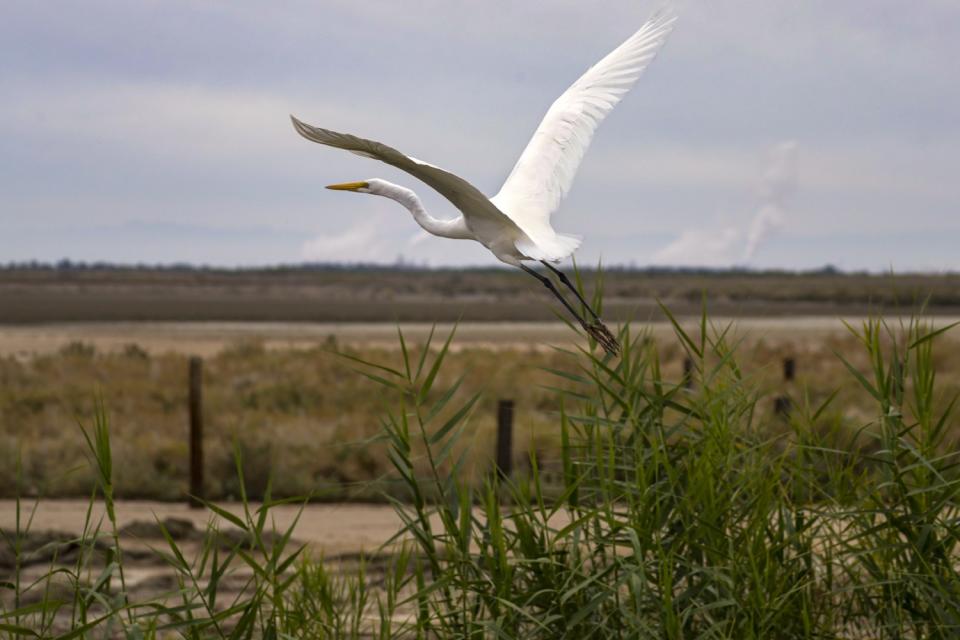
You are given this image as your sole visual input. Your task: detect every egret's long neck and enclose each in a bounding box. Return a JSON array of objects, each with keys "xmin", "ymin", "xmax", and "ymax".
[{"xmin": 380, "ymin": 184, "xmax": 472, "ymax": 240}]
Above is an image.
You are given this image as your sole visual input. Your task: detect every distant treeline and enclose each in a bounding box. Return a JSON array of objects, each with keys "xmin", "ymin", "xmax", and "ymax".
[{"xmin": 0, "ymin": 259, "xmax": 909, "ymax": 278}]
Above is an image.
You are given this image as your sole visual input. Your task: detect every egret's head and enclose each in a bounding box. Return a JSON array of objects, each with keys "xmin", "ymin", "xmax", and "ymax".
[
  {"xmin": 325, "ymin": 179, "xmax": 415, "ymax": 207},
  {"xmin": 325, "ymin": 178, "xmax": 393, "ymax": 195}
]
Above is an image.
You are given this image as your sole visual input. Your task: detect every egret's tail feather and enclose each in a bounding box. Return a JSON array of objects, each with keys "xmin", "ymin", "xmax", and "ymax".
[{"xmin": 516, "ymin": 232, "xmax": 582, "ymax": 263}]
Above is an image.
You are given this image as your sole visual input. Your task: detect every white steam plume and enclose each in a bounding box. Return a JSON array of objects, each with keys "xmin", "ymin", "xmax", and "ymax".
[
  {"xmin": 742, "ymin": 141, "xmax": 798, "ymax": 261},
  {"xmin": 650, "ymin": 227, "xmax": 741, "ymax": 267},
  {"xmin": 650, "ymin": 141, "xmax": 799, "ymax": 267}
]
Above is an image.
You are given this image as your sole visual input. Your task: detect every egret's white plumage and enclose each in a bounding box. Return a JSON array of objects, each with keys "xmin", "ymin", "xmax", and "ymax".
[
  {"xmin": 491, "ymin": 10, "xmax": 677, "ymax": 260},
  {"xmin": 291, "ymin": 8, "xmax": 678, "ymax": 355}
]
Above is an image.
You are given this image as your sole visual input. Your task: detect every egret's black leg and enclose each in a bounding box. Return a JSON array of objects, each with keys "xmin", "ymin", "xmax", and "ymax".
[
  {"xmin": 520, "ymin": 264, "xmax": 588, "ymax": 328},
  {"xmin": 521, "ymin": 264, "xmax": 621, "ymax": 357},
  {"xmin": 540, "ymin": 261, "xmax": 602, "ymax": 322}
]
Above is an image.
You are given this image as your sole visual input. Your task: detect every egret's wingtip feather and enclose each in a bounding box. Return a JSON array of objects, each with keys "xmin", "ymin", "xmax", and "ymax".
[
  {"xmin": 649, "ymin": 2, "xmax": 680, "ymax": 21},
  {"xmin": 290, "ymin": 116, "xmax": 336, "ymax": 147},
  {"xmin": 290, "ymin": 114, "xmax": 312, "ymax": 139}
]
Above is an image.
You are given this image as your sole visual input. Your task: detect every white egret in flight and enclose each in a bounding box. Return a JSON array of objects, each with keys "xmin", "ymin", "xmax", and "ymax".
[{"xmin": 292, "ymin": 9, "xmax": 678, "ymax": 356}]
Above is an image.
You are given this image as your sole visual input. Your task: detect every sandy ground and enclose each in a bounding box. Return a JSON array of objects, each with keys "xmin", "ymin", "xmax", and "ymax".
[
  {"xmin": 0, "ymin": 499, "xmax": 439, "ymax": 629},
  {"xmin": 3, "ymin": 317, "xmax": 950, "ymax": 358},
  {"xmin": 0, "ymin": 499, "xmax": 412, "ymax": 556}
]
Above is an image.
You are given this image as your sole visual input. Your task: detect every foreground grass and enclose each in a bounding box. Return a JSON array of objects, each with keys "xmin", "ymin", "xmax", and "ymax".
[{"xmin": 2, "ymin": 310, "xmax": 960, "ymax": 637}]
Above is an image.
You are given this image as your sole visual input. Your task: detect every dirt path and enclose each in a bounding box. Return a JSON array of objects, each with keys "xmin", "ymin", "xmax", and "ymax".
[
  {"xmin": 0, "ymin": 499, "xmax": 408, "ymax": 556},
  {"xmin": 0, "ymin": 499, "xmax": 436, "ymax": 632},
  {"xmin": 1, "ymin": 317, "xmax": 937, "ymax": 357}
]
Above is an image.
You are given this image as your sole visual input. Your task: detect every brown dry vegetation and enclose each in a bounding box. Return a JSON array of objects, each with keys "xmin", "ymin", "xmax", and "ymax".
[
  {"xmin": 3, "ymin": 266, "xmax": 960, "ymax": 322},
  {"xmin": 3, "ymin": 319, "xmax": 959, "ymax": 502}
]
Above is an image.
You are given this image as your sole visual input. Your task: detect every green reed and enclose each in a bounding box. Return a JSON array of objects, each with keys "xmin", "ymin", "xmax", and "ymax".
[{"xmin": 1, "ymin": 304, "xmax": 958, "ymax": 638}]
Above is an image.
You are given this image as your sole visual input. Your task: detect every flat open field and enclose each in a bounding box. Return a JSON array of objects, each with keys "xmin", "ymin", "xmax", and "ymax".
[
  {"xmin": 2, "ymin": 314, "xmax": 959, "ymax": 502},
  {"xmin": 3, "ymin": 265, "xmax": 959, "ymax": 500},
  {"xmin": 3, "ymin": 266, "xmax": 959, "ymax": 323},
  {"xmin": 0, "ymin": 317, "xmax": 887, "ymax": 357}
]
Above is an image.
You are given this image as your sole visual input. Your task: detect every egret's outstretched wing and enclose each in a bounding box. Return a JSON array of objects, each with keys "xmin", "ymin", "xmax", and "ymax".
[
  {"xmin": 491, "ymin": 10, "xmax": 677, "ymax": 236},
  {"xmin": 291, "ymin": 116, "xmax": 521, "ymax": 231}
]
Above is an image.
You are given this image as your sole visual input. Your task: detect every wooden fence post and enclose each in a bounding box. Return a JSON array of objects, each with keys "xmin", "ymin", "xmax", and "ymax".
[
  {"xmin": 496, "ymin": 400, "xmax": 514, "ymax": 480},
  {"xmin": 188, "ymin": 356, "xmax": 204, "ymax": 508},
  {"xmin": 783, "ymin": 357, "xmax": 796, "ymax": 383},
  {"xmin": 683, "ymin": 357, "xmax": 694, "ymax": 389},
  {"xmin": 774, "ymin": 395, "xmax": 792, "ymax": 417},
  {"xmin": 775, "ymin": 357, "xmax": 795, "ymax": 418}
]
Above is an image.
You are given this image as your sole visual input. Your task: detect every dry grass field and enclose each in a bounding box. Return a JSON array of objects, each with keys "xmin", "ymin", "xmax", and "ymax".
[
  {"xmin": 2, "ymin": 314, "xmax": 958, "ymax": 502},
  {"xmin": 2, "ymin": 265, "xmax": 959, "ymax": 500}
]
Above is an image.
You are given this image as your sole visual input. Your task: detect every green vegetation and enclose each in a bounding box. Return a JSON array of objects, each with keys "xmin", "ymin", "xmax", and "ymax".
[{"xmin": 3, "ymin": 309, "xmax": 960, "ymax": 636}]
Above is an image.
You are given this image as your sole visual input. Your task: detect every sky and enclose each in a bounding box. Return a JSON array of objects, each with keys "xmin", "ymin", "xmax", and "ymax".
[{"xmin": 2, "ymin": 1, "xmax": 958, "ymax": 271}]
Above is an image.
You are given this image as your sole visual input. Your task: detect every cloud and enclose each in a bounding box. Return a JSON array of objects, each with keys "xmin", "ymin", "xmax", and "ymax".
[
  {"xmin": 2, "ymin": 1, "xmax": 959, "ymax": 270},
  {"xmin": 300, "ymin": 216, "xmax": 393, "ymax": 263},
  {"xmin": 407, "ymin": 230, "xmax": 431, "ymax": 248}
]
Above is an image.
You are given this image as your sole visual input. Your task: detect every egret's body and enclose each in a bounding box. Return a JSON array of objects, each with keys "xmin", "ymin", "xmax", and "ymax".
[{"xmin": 292, "ymin": 10, "xmax": 677, "ymax": 355}]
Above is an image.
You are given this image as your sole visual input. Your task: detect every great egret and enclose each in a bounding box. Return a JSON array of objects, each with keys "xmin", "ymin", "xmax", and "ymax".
[{"xmin": 292, "ymin": 9, "xmax": 677, "ymax": 356}]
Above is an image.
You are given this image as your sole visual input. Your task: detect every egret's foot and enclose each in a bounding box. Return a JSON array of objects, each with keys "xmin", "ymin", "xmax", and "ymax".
[{"xmin": 585, "ymin": 322, "xmax": 621, "ymax": 357}]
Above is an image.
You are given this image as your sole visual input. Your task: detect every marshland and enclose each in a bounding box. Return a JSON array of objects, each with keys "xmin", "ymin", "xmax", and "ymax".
[
  {"xmin": 2, "ymin": 268, "xmax": 960, "ymax": 637},
  {"xmin": 4, "ymin": 0, "xmax": 960, "ymax": 636}
]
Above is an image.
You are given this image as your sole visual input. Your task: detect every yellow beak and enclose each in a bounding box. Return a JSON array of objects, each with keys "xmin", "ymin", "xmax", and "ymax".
[{"xmin": 325, "ymin": 181, "xmax": 369, "ymax": 191}]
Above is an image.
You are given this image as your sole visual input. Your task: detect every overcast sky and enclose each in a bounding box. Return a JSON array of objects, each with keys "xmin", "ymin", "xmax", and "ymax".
[{"xmin": 2, "ymin": 1, "xmax": 958, "ymax": 271}]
